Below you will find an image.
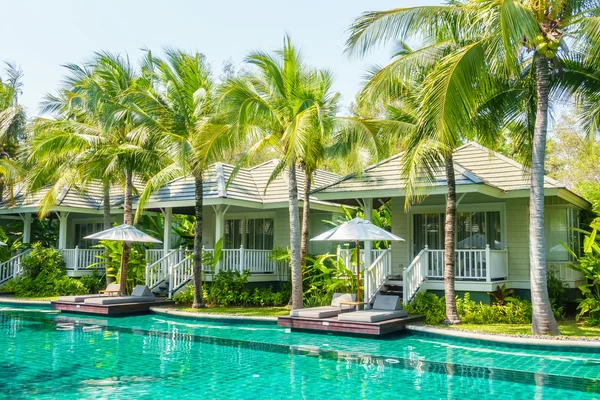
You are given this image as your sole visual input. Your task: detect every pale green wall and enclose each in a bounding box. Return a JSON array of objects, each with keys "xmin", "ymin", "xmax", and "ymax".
[
  {"xmin": 505, "ymin": 198, "xmax": 530, "ymax": 282},
  {"xmin": 391, "ymin": 199, "xmax": 411, "ymax": 276}
]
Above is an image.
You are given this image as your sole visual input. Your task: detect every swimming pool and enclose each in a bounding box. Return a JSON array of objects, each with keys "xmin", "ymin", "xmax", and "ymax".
[{"xmin": 0, "ymin": 307, "xmax": 599, "ymax": 399}]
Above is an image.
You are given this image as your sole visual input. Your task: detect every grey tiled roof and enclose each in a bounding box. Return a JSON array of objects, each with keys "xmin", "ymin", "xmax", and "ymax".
[{"xmin": 313, "ymin": 142, "xmax": 564, "ymax": 195}]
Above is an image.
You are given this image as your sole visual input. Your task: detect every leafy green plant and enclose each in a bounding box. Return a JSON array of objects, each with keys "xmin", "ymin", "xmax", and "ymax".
[
  {"xmin": 79, "ymin": 270, "xmax": 105, "ymax": 294},
  {"xmin": 487, "ymin": 284, "xmax": 516, "ymax": 306},
  {"xmin": 547, "ymin": 267, "xmax": 568, "ymax": 319},
  {"xmin": 0, "ymin": 226, "xmax": 22, "ymax": 262},
  {"xmin": 302, "ymin": 253, "xmax": 357, "ymax": 307},
  {"xmin": 0, "ymin": 243, "xmax": 86, "ymax": 297},
  {"xmin": 456, "ymin": 293, "xmax": 532, "ymax": 324},
  {"xmin": 562, "ymin": 217, "xmax": 600, "ymax": 325},
  {"xmin": 173, "ymin": 284, "xmax": 195, "ymax": 305},
  {"xmin": 404, "ymin": 292, "xmax": 446, "ymax": 324}
]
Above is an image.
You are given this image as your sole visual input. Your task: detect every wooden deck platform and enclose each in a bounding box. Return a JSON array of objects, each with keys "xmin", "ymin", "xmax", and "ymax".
[
  {"xmin": 277, "ymin": 314, "xmax": 424, "ymax": 336},
  {"xmin": 51, "ymin": 299, "xmax": 172, "ymax": 316}
]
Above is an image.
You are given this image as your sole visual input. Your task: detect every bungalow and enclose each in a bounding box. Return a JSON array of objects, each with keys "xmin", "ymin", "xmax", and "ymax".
[
  {"xmin": 0, "ymin": 159, "xmax": 343, "ymax": 297},
  {"xmin": 312, "ymin": 142, "xmax": 590, "ymax": 304}
]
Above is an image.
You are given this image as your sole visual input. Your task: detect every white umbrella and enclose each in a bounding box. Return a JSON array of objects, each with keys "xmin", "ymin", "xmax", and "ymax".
[
  {"xmin": 311, "ymin": 218, "xmax": 404, "ymax": 303},
  {"xmin": 84, "ymin": 224, "xmax": 162, "ymax": 243}
]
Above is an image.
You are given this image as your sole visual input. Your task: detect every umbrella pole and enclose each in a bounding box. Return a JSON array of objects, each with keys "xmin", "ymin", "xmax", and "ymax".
[{"xmin": 356, "ymin": 240, "xmax": 361, "ymax": 304}]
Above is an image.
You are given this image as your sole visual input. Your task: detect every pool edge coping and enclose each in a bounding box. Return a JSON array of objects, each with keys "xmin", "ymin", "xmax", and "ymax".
[
  {"xmin": 0, "ymin": 297, "xmax": 51, "ymax": 305},
  {"xmin": 150, "ymin": 306, "xmax": 279, "ymax": 323},
  {"xmin": 407, "ymin": 324, "xmax": 600, "ymax": 349}
]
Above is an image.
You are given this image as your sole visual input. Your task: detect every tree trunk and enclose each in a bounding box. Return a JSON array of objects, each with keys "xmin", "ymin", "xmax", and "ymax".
[
  {"xmin": 192, "ymin": 175, "xmax": 204, "ymax": 308},
  {"xmin": 119, "ymin": 170, "xmax": 133, "ymax": 295},
  {"xmin": 103, "ymin": 181, "xmax": 114, "ymax": 285},
  {"xmin": 530, "ymin": 53, "xmax": 559, "ymax": 335},
  {"xmin": 300, "ymin": 170, "xmax": 312, "ymax": 264},
  {"xmin": 289, "ymin": 163, "xmax": 303, "ymax": 309},
  {"xmin": 444, "ymin": 154, "xmax": 460, "ymax": 324}
]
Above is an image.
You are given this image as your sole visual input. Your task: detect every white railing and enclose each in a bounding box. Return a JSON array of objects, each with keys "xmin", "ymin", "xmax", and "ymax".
[
  {"xmin": 363, "ymin": 249, "xmax": 392, "ymax": 303},
  {"xmin": 146, "ymin": 249, "xmax": 165, "ymax": 266},
  {"xmin": 548, "ymin": 261, "xmax": 584, "ymax": 283},
  {"xmin": 221, "ymin": 247, "xmax": 276, "ymax": 274},
  {"xmin": 337, "ymin": 247, "xmax": 393, "ymax": 273},
  {"xmin": 145, "ymin": 249, "xmax": 183, "ymax": 290},
  {"xmin": 169, "ymin": 255, "xmax": 193, "ymax": 297},
  {"xmin": 403, "ymin": 246, "xmax": 428, "ymax": 305},
  {"xmin": 0, "ymin": 250, "xmax": 31, "ymax": 285},
  {"xmin": 425, "ymin": 246, "xmax": 509, "ymax": 282},
  {"xmin": 61, "ymin": 247, "xmax": 105, "ymax": 270}
]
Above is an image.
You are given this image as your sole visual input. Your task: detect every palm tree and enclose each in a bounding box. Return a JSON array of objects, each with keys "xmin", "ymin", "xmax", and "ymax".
[
  {"xmin": 0, "ymin": 63, "xmax": 26, "ymax": 204},
  {"xmin": 29, "ymin": 53, "xmax": 166, "ymax": 294},
  {"xmin": 220, "ymin": 37, "xmax": 340, "ymax": 310},
  {"xmin": 347, "ymin": 0, "xmax": 600, "ymax": 334},
  {"xmin": 133, "ymin": 49, "xmax": 231, "ymax": 308}
]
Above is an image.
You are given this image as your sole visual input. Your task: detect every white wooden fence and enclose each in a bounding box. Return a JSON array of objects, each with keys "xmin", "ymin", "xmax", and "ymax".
[{"xmin": 425, "ymin": 246, "xmax": 509, "ymax": 281}]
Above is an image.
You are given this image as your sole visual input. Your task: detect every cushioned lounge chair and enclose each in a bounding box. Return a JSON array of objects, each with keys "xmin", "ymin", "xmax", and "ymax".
[
  {"xmin": 338, "ymin": 295, "xmax": 407, "ymax": 323},
  {"xmin": 289, "ymin": 293, "xmax": 356, "ymax": 318},
  {"xmin": 84, "ymin": 285, "xmax": 156, "ymax": 305},
  {"xmin": 57, "ymin": 283, "xmax": 121, "ymax": 303}
]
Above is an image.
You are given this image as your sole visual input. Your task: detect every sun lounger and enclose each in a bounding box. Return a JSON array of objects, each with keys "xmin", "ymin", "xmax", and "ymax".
[
  {"xmin": 289, "ymin": 293, "xmax": 356, "ymax": 318},
  {"xmin": 57, "ymin": 283, "xmax": 121, "ymax": 303},
  {"xmin": 83, "ymin": 285, "xmax": 156, "ymax": 305},
  {"xmin": 338, "ymin": 295, "xmax": 407, "ymax": 323}
]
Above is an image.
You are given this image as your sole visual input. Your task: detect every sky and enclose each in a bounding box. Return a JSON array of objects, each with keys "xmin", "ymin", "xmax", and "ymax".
[{"xmin": 1, "ymin": 0, "xmax": 441, "ymax": 117}]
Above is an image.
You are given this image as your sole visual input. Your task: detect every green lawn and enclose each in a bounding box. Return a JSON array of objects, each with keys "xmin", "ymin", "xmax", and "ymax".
[
  {"xmin": 173, "ymin": 305, "xmax": 290, "ymax": 317},
  {"xmin": 437, "ymin": 320, "xmax": 600, "ymax": 338}
]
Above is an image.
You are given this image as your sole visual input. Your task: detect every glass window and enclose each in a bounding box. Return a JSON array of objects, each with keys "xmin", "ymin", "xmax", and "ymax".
[
  {"xmin": 245, "ymin": 218, "xmax": 274, "ymax": 250},
  {"xmin": 456, "ymin": 211, "xmax": 502, "ymax": 250},
  {"xmin": 413, "ymin": 213, "xmax": 444, "ymax": 255},
  {"xmin": 74, "ymin": 223, "xmax": 103, "ymax": 248},
  {"xmin": 545, "ymin": 208, "xmax": 573, "ymax": 261},
  {"xmin": 224, "ymin": 219, "xmax": 243, "ymax": 249}
]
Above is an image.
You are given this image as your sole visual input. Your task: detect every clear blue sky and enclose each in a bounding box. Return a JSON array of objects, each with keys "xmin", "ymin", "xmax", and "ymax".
[{"xmin": 1, "ymin": 0, "xmax": 441, "ymax": 117}]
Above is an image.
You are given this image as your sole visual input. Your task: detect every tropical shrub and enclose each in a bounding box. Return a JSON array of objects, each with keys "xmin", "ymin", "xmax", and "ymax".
[
  {"xmin": 547, "ymin": 268, "xmax": 568, "ymax": 319},
  {"xmin": 0, "ymin": 226, "xmax": 22, "ymax": 263},
  {"xmin": 302, "ymin": 253, "xmax": 356, "ymax": 307},
  {"xmin": 404, "ymin": 292, "xmax": 446, "ymax": 324},
  {"xmin": 456, "ymin": 293, "xmax": 532, "ymax": 324},
  {"xmin": 79, "ymin": 270, "xmax": 105, "ymax": 294},
  {"xmin": 563, "ymin": 216, "xmax": 600, "ymax": 326},
  {"xmin": 405, "ymin": 291, "xmax": 533, "ymax": 325},
  {"xmin": 0, "ymin": 243, "xmax": 86, "ymax": 297},
  {"xmin": 172, "ymin": 271, "xmax": 291, "ymax": 307}
]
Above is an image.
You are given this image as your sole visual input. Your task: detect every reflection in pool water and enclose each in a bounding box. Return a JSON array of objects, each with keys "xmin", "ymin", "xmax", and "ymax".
[{"xmin": 0, "ymin": 308, "xmax": 599, "ymax": 399}]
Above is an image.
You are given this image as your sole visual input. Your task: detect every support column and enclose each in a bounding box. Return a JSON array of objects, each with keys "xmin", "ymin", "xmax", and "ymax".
[
  {"xmin": 363, "ymin": 198, "xmax": 373, "ymax": 270},
  {"xmin": 22, "ymin": 213, "xmax": 32, "ymax": 244},
  {"xmin": 212, "ymin": 204, "xmax": 229, "ymax": 272},
  {"xmin": 58, "ymin": 212, "xmax": 69, "ymax": 250},
  {"xmin": 163, "ymin": 207, "xmax": 173, "ymax": 255}
]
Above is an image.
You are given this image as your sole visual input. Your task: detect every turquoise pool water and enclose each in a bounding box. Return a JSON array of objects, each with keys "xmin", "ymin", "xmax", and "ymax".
[{"xmin": 0, "ymin": 307, "xmax": 599, "ymax": 399}]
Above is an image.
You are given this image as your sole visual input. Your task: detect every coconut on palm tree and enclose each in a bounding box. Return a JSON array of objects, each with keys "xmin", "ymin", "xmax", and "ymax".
[{"xmin": 346, "ymin": 0, "xmax": 600, "ymax": 334}]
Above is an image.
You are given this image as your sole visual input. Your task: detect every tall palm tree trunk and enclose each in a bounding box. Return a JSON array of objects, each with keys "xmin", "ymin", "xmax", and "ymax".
[
  {"xmin": 530, "ymin": 53, "xmax": 559, "ymax": 335},
  {"xmin": 289, "ymin": 163, "xmax": 303, "ymax": 309},
  {"xmin": 300, "ymin": 170, "xmax": 312, "ymax": 264},
  {"xmin": 444, "ymin": 154, "xmax": 460, "ymax": 324},
  {"xmin": 103, "ymin": 181, "xmax": 114, "ymax": 285},
  {"xmin": 192, "ymin": 175, "xmax": 204, "ymax": 308},
  {"xmin": 119, "ymin": 169, "xmax": 133, "ymax": 295}
]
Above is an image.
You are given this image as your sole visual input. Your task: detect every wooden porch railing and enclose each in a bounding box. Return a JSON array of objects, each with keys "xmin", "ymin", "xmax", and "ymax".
[{"xmin": 0, "ymin": 250, "xmax": 31, "ymax": 285}]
